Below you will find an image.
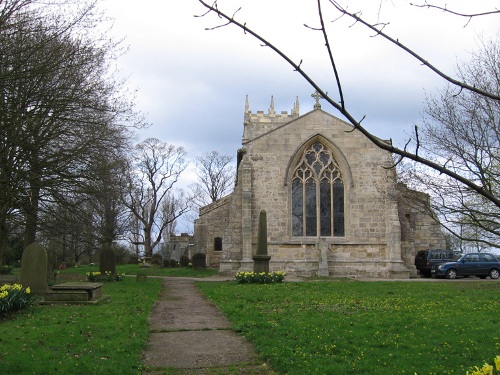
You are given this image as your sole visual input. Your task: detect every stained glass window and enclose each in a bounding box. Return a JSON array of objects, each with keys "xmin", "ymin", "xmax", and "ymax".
[{"xmin": 291, "ymin": 142, "xmax": 344, "ymax": 237}]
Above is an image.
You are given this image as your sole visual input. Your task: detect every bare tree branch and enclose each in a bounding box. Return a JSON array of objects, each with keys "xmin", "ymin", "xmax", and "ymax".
[
  {"xmin": 410, "ymin": 1, "xmax": 500, "ymax": 28},
  {"xmin": 328, "ymin": 1, "xmax": 500, "ymax": 101},
  {"xmin": 314, "ymin": 0, "xmax": 345, "ymax": 109}
]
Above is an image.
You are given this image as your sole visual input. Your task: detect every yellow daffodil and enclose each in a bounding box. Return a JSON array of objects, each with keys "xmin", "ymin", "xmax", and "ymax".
[
  {"xmin": 26, "ymin": 287, "xmax": 31, "ymax": 294},
  {"xmin": 494, "ymin": 356, "xmax": 500, "ymax": 371},
  {"xmin": 481, "ymin": 363, "xmax": 493, "ymax": 375}
]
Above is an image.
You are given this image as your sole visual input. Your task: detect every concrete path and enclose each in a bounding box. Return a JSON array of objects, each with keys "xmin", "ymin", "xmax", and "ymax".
[{"xmin": 142, "ymin": 277, "xmax": 269, "ymax": 373}]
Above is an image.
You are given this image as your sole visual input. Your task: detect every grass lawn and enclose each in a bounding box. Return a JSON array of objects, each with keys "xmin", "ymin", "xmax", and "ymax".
[
  {"xmin": 2, "ymin": 274, "xmax": 500, "ymax": 374},
  {"xmin": 0, "ymin": 277, "xmax": 164, "ymax": 374},
  {"xmin": 57, "ymin": 263, "xmax": 219, "ymax": 278},
  {"xmin": 197, "ymin": 279, "xmax": 500, "ymax": 375}
]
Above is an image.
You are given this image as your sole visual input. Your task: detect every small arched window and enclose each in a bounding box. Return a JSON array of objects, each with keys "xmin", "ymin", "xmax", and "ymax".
[{"xmin": 291, "ymin": 142, "xmax": 344, "ymax": 237}]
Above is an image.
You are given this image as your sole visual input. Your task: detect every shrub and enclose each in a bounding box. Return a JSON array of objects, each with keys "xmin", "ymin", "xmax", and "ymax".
[
  {"xmin": 0, "ymin": 265, "xmax": 13, "ymax": 275},
  {"xmin": 151, "ymin": 253, "xmax": 163, "ymax": 265},
  {"xmin": 113, "ymin": 244, "xmax": 131, "ymax": 264},
  {"xmin": 235, "ymin": 271, "xmax": 286, "ymax": 284},
  {"xmin": 86, "ymin": 271, "xmax": 124, "ymax": 282},
  {"xmin": 180, "ymin": 255, "xmax": 189, "ymax": 267},
  {"xmin": 0, "ymin": 283, "xmax": 32, "ymax": 317}
]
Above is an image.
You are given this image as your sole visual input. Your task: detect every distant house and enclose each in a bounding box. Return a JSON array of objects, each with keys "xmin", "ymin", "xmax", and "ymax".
[{"xmin": 194, "ymin": 95, "xmax": 445, "ymax": 277}]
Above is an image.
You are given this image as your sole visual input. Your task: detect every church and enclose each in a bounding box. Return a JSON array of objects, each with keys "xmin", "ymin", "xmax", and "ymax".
[{"xmin": 193, "ymin": 94, "xmax": 446, "ymax": 278}]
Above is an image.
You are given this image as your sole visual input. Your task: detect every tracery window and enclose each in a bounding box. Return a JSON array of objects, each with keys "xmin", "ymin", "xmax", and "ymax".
[{"xmin": 291, "ymin": 142, "xmax": 344, "ymax": 237}]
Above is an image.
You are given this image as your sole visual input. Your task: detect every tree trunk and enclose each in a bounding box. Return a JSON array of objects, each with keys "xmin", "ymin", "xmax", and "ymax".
[
  {"xmin": 143, "ymin": 225, "xmax": 152, "ymax": 258},
  {"xmin": 0, "ymin": 214, "xmax": 7, "ymax": 267},
  {"xmin": 23, "ymin": 183, "xmax": 40, "ymax": 248}
]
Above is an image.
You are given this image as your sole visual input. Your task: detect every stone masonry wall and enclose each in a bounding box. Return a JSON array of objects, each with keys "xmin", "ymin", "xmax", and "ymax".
[
  {"xmin": 397, "ymin": 184, "xmax": 447, "ymax": 271},
  {"xmin": 195, "ymin": 106, "xmax": 445, "ymax": 278},
  {"xmin": 234, "ymin": 109, "xmax": 408, "ymax": 277}
]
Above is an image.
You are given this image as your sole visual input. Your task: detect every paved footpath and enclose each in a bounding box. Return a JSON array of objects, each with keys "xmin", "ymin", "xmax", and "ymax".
[{"xmin": 142, "ymin": 277, "xmax": 263, "ymax": 372}]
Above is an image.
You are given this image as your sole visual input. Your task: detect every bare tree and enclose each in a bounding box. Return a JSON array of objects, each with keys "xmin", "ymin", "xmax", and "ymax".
[
  {"xmin": 192, "ymin": 151, "xmax": 235, "ymax": 206},
  {"xmin": 400, "ymin": 37, "xmax": 500, "ymax": 248},
  {"xmin": 0, "ymin": 0, "xmax": 141, "ymax": 265},
  {"xmin": 195, "ymin": 0, "xmax": 500, "ymax": 211},
  {"xmin": 124, "ymin": 138, "xmax": 191, "ymax": 258},
  {"xmin": 41, "ymin": 199, "xmax": 95, "ymax": 265},
  {"xmin": 39, "ymin": 148, "xmax": 130, "ymax": 265}
]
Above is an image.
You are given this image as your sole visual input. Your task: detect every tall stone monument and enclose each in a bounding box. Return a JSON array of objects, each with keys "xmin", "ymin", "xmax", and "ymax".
[{"xmin": 253, "ymin": 210, "xmax": 271, "ymax": 273}]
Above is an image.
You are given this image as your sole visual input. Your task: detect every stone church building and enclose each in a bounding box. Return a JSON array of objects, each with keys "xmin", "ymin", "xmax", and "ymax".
[{"xmin": 194, "ymin": 94, "xmax": 445, "ymax": 278}]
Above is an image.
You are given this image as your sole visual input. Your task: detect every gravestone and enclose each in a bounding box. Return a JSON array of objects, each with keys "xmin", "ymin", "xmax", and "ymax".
[
  {"xmin": 20, "ymin": 242, "xmax": 48, "ymax": 295},
  {"xmin": 192, "ymin": 253, "xmax": 206, "ymax": 270},
  {"xmin": 180, "ymin": 255, "xmax": 189, "ymax": 267},
  {"xmin": 99, "ymin": 246, "xmax": 116, "ymax": 275}
]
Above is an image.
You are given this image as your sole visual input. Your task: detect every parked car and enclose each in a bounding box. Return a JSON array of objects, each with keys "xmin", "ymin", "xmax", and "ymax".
[
  {"xmin": 431, "ymin": 252, "xmax": 500, "ymax": 279},
  {"xmin": 414, "ymin": 249, "xmax": 462, "ymax": 277}
]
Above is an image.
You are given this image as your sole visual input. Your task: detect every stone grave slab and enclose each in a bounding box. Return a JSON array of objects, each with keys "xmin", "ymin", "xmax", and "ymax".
[{"xmin": 42, "ymin": 282, "xmax": 110, "ymax": 305}]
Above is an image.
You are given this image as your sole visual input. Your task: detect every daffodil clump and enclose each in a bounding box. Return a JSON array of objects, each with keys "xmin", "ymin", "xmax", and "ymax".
[
  {"xmin": 86, "ymin": 271, "xmax": 101, "ymax": 281},
  {"xmin": 235, "ymin": 271, "xmax": 286, "ymax": 284},
  {"xmin": 86, "ymin": 271, "xmax": 125, "ymax": 282},
  {"xmin": 0, "ymin": 283, "xmax": 32, "ymax": 317},
  {"xmin": 466, "ymin": 357, "xmax": 500, "ymax": 375}
]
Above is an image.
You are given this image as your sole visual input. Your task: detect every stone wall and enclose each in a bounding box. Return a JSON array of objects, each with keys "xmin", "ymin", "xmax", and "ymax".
[
  {"xmin": 195, "ymin": 195, "xmax": 231, "ymax": 268},
  {"xmin": 195, "ymin": 104, "xmax": 445, "ymax": 278},
  {"xmin": 397, "ymin": 184, "xmax": 447, "ymax": 272}
]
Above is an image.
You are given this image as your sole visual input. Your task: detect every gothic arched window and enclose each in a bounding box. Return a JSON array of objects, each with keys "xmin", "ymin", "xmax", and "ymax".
[{"xmin": 291, "ymin": 142, "xmax": 345, "ymax": 237}]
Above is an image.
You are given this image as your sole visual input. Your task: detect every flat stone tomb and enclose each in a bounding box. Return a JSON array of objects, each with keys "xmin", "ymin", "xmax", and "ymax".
[{"xmin": 43, "ymin": 282, "xmax": 109, "ymax": 304}]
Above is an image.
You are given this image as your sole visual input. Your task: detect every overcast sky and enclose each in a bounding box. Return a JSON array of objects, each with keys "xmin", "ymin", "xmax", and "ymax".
[{"xmin": 101, "ymin": 0, "xmax": 498, "ymax": 174}]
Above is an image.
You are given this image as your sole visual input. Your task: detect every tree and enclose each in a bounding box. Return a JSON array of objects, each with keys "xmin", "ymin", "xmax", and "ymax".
[
  {"xmin": 86, "ymin": 147, "xmax": 131, "ymax": 251},
  {"xmin": 38, "ymin": 128, "xmax": 131, "ymax": 265},
  {"xmin": 124, "ymin": 138, "xmax": 191, "ymax": 258},
  {"xmin": 192, "ymin": 151, "xmax": 235, "ymax": 206},
  {"xmin": 0, "ymin": 0, "xmax": 141, "ymax": 265},
  {"xmin": 195, "ymin": 1, "xmax": 500, "ymax": 209},
  {"xmin": 400, "ymin": 37, "xmax": 500, "ymax": 248}
]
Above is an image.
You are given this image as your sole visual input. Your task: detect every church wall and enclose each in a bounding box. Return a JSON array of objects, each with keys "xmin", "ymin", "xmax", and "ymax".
[
  {"xmin": 195, "ymin": 196, "xmax": 231, "ymax": 268},
  {"xmin": 235, "ymin": 110, "xmax": 409, "ymax": 277},
  {"xmin": 397, "ymin": 184, "xmax": 447, "ymax": 273},
  {"xmin": 248, "ymin": 111, "xmax": 393, "ymax": 240},
  {"xmin": 195, "ymin": 157, "xmax": 246, "ymax": 274},
  {"xmin": 195, "ymin": 103, "xmax": 445, "ymax": 278}
]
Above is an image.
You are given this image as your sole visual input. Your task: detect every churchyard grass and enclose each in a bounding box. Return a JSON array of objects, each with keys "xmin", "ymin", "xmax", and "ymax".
[
  {"xmin": 57, "ymin": 263, "xmax": 219, "ymax": 278},
  {"xmin": 0, "ymin": 277, "xmax": 163, "ymax": 374},
  {"xmin": 197, "ymin": 279, "xmax": 500, "ymax": 375}
]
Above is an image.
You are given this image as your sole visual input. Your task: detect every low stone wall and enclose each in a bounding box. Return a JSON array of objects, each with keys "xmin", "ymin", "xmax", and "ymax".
[{"xmin": 0, "ymin": 275, "xmax": 19, "ymax": 284}]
